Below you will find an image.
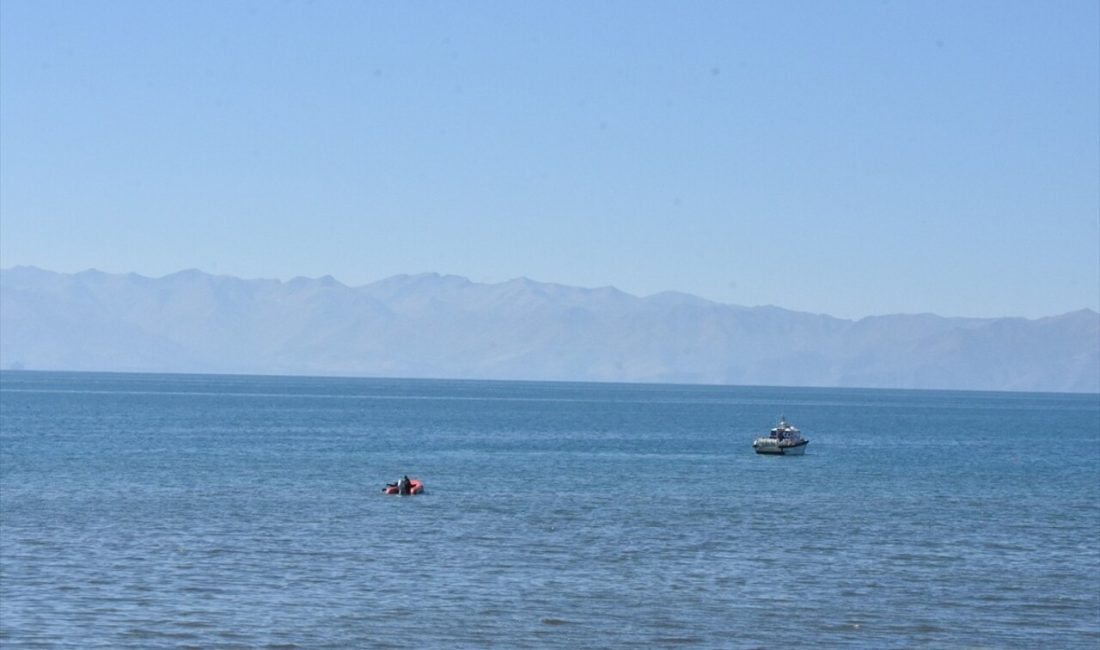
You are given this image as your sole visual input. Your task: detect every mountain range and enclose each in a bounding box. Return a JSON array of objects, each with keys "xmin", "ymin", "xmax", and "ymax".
[{"xmin": 1, "ymin": 266, "xmax": 1097, "ymax": 392}]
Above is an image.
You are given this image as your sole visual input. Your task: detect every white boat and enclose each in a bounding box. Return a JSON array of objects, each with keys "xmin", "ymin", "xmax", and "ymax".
[{"xmin": 752, "ymin": 416, "xmax": 809, "ymax": 455}]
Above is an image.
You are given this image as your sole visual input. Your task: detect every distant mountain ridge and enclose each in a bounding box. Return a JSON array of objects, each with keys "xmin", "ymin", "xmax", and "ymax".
[{"xmin": 2, "ymin": 266, "xmax": 1097, "ymax": 393}]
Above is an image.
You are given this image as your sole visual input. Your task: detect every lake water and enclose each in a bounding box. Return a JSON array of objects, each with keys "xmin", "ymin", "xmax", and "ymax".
[{"xmin": 1, "ymin": 371, "xmax": 1098, "ymax": 648}]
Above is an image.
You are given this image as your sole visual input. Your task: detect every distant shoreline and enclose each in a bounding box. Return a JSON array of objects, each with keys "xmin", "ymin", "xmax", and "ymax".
[{"xmin": 3, "ymin": 368, "xmax": 1097, "ymax": 397}]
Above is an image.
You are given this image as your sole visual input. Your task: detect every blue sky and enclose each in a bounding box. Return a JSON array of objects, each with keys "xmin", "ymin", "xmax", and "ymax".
[{"xmin": 1, "ymin": 0, "xmax": 1097, "ymax": 319}]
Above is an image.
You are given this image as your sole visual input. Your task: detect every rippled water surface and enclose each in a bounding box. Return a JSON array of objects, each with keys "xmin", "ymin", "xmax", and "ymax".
[{"xmin": 2, "ymin": 371, "xmax": 1098, "ymax": 648}]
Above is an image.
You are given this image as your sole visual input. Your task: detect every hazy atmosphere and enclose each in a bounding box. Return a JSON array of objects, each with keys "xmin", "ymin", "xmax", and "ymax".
[
  {"xmin": 2, "ymin": 0, "xmax": 1098, "ymax": 319},
  {"xmin": 3, "ymin": 4, "xmax": 1099, "ymax": 648},
  {"xmin": 3, "ymin": 266, "xmax": 1098, "ymax": 392}
]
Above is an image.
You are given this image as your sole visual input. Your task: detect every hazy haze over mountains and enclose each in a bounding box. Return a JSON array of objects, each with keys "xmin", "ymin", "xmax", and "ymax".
[{"xmin": 2, "ymin": 267, "xmax": 1097, "ymax": 393}]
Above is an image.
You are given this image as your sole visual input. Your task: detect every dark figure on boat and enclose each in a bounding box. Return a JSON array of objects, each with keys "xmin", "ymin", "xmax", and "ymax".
[{"xmin": 383, "ymin": 475, "xmax": 423, "ymax": 495}]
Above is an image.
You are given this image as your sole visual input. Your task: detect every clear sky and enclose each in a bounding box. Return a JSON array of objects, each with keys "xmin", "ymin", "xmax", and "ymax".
[{"xmin": 1, "ymin": 0, "xmax": 1097, "ymax": 319}]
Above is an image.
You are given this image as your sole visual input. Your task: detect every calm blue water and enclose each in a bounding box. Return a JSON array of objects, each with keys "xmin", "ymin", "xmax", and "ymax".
[{"xmin": 1, "ymin": 371, "xmax": 1098, "ymax": 648}]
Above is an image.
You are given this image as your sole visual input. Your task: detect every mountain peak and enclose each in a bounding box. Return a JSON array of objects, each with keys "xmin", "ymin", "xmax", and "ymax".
[
  {"xmin": 286, "ymin": 274, "xmax": 347, "ymax": 290},
  {"xmin": 161, "ymin": 268, "xmax": 210, "ymax": 282},
  {"xmin": 644, "ymin": 290, "xmax": 714, "ymax": 308}
]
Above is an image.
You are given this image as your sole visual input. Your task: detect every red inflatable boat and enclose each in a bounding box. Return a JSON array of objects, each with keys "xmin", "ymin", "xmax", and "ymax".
[{"xmin": 382, "ymin": 478, "xmax": 424, "ymax": 495}]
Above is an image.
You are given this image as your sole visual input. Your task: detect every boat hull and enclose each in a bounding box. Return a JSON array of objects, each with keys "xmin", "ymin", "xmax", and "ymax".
[
  {"xmin": 382, "ymin": 479, "xmax": 424, "ymax": 495},
  {"xmin": 752, "ymin": 439, "xmax": 809, "ymax": 455}
]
